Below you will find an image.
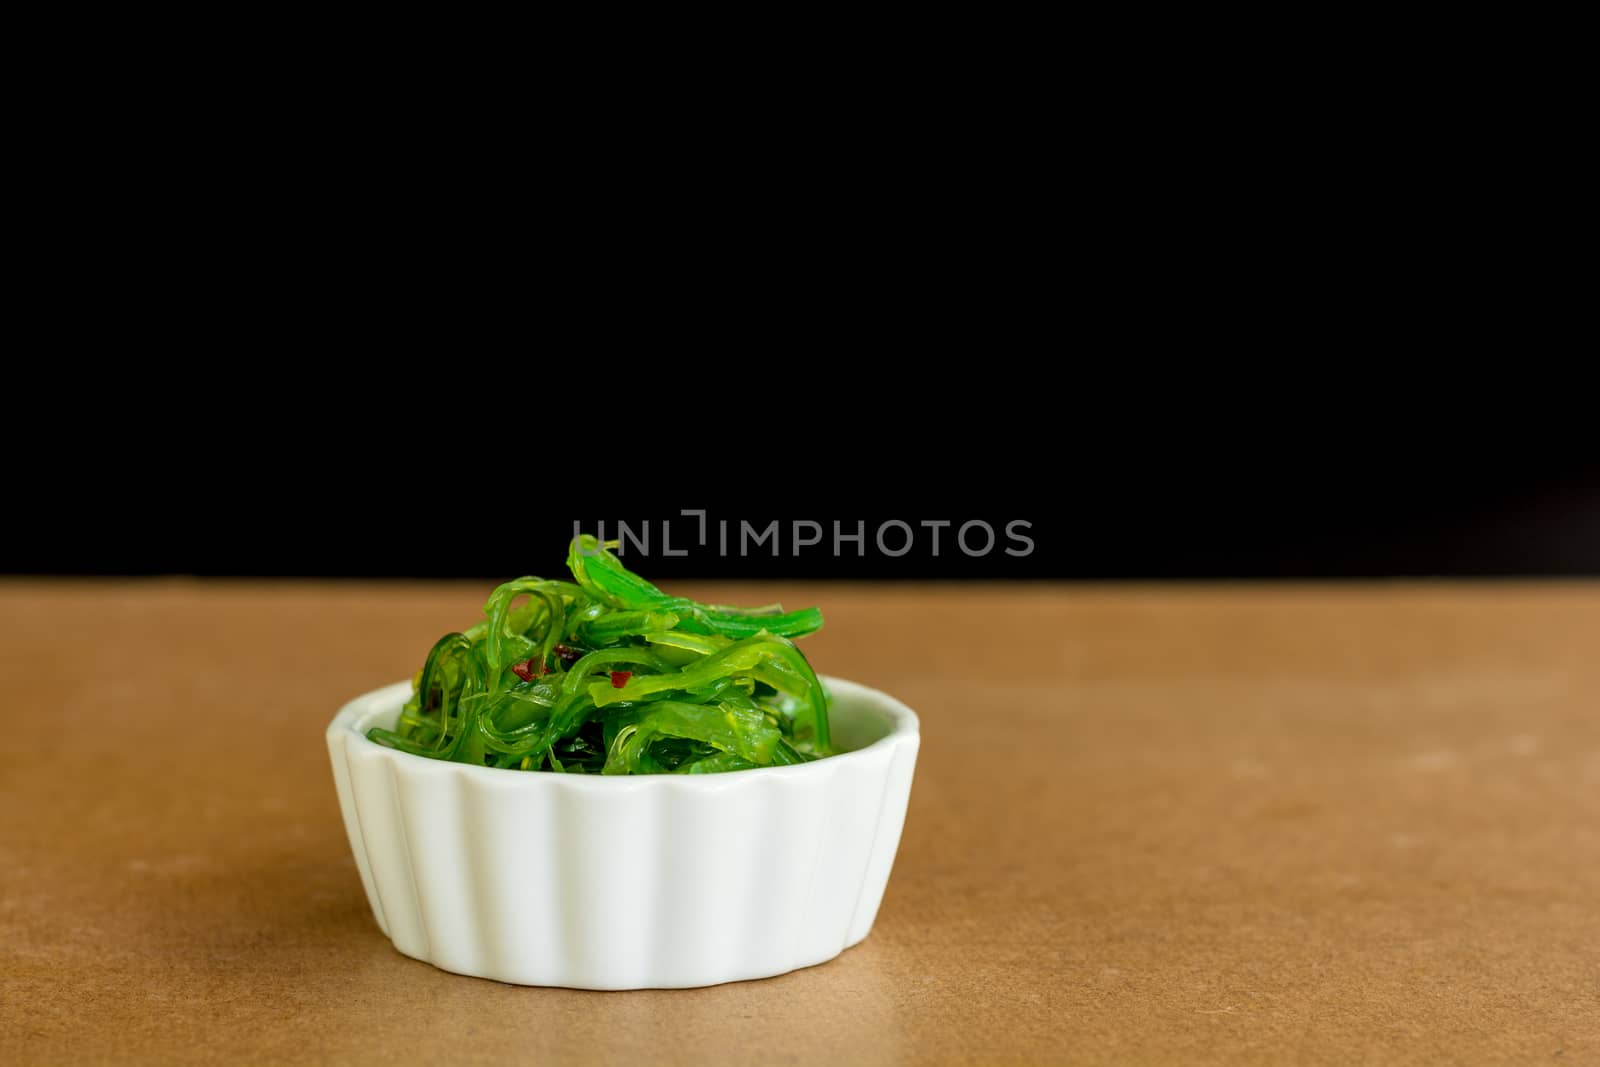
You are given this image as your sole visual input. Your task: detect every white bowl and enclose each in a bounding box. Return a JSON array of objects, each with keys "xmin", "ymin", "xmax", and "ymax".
[{"xmin": 327, "ymin": 675, "xmax": 920, "ymax": 989}]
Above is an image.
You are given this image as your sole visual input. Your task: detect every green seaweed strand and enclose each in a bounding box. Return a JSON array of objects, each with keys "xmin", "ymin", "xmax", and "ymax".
[{"xmin": 365, "ymin": 536, "xmax": 831, "ymax": 774}]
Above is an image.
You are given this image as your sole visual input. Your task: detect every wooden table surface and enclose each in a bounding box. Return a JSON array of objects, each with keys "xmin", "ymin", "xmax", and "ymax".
[{"xmin": 2, "ymin": 580, "xmax": 1597, "ymax": 1065}]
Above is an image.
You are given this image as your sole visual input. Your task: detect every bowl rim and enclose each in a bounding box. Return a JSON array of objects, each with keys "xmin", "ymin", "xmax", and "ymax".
[{"xmin": 329, "ymin": 674, "xmax": 920, "ymax": 791}]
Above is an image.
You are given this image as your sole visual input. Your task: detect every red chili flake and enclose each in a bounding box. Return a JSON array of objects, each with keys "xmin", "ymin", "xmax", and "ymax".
[
  {"xmin": 553, "ymin": 643, "xmax": 584, "ymax": 662},
  {"xmin": 511, "ymin": 659, "xmax": 542, "ymax": 682},
  {"xmin": 610, "ymin": 671, "xmax": 632, "ymax": 689}
]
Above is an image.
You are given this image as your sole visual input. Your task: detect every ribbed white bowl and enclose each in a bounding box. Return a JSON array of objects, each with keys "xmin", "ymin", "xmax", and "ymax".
[{"xmin": 327, "ymin": 676, "xmax": 919, "ymax": 989}]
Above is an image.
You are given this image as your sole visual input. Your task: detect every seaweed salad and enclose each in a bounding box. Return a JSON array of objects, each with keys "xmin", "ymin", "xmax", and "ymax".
[{"xmin": 368, "ymin": 535, "xmax": 830, "ymax": 775}]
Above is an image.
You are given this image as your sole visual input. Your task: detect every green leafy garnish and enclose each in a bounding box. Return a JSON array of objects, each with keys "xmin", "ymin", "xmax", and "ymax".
[{"xmin": 366, "ymin": 535, "xmax": 830, "ymax": 774}]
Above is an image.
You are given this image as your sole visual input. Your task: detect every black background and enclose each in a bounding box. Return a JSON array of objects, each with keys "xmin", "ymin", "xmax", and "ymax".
[
  {"xmin": 8, "ymin": 407, "xmax": 1598, "ymax": 580},
  {"xmin": 11, "ymin": 117, "xmax": 1593, "ymax": 582}
]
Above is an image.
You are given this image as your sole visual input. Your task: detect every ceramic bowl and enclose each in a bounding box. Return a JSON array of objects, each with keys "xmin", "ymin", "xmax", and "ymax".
[{"xmin": 327, "ymin": 676, "xmax": 919, "ymax": 989}]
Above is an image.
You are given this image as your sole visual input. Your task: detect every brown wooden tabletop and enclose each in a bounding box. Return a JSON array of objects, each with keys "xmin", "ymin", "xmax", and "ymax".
[{"xmin": 2, "ymin": 580, "xmax": 1597, "ymax": 1065}]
